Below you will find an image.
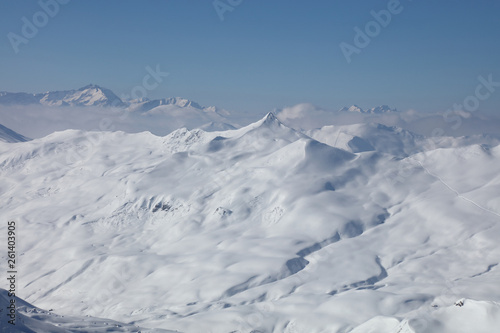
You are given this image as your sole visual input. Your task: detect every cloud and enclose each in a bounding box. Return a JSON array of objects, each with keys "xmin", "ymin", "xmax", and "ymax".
[
  {"xmin": 276, "ymin": 103, "xmax": 340, "ymax": 130},
  {"xmin": 276, "ymin": 103, "xmax": 405, "ymax": 130},
  {"xmin": 0, "ymin": 105, "xmax": 133, "ymax": 138},
  {"xmin": 275, "ymin": 103, "xmax": 500, "ymax": 138},
  {"xmin": 0, "ymin": 104, "xmax": 233, "ymax": 139},
  {"xmin": 1, "ymin": 103, "xmax": 499, "ymax": 140}
]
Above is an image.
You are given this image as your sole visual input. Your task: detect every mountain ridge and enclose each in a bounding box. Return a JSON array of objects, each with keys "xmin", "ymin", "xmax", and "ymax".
[
  {"xmin": 0, "ymin": 123, "xmax": 30, "ymax": 142},
  {"xmin": 1, "ymin": 111, "xmax": 500, "ymax": 332},
  {"xmin": 0, "ymin": 85, "xmax": 217, "ymax": 113},
  {"xmin": 339, "ymin": 104, "xmax": 397, "ymax": 114},
  {"xmin": 0, "ymin": 85, "xmax": 399, "ymax": 118}
]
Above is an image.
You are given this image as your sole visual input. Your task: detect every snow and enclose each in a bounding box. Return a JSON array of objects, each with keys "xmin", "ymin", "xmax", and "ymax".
[
  {"xmin": 1, "ymin": 112, "xmax": 500, "ymax": 332},
  {"xmin": 126, "ymin": 97, "xmax": 205, "ymax": 113},
  {"xmin": 0, "ymin": 86, "xmax": 227, "ymax": 119},
  {"xmin": 339, "ymin": 105, "xmax": 365, "ymax": 113},
  {"xmin": 306, "ymin": 123, "xmax": 421, "ymax": 157},
  {"xmin": 338, "ymin": 105, "xmax": 397, "ymax": 114},
  {"xmin": 0, "ymin": 124, "xmax": 30, "ymax": 143},
  {"xmin": 0, "ymin": 86, "xmax": 238, "ymax": 139},
  {"xmin": 0, "ymin": 289, "xmax": 178, "ymax": 332},
  {"xmin": 0, "ymin": 85, "xmax": 125, "ymax": 108}
]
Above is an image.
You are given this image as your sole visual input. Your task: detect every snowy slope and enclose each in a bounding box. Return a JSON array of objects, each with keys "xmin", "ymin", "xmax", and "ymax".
[
  {"xmin": 0, "ymin": 289, "xmax": 178, "ymax": 333},
  {"xmin": 1, "ymin": 114, "xmax": 500, "ymax": 332},
  {"xmin": 127, "ymin": 97, "xmax": 205, "ymax": 112},
  {"xmin": 339, "ymin": 105, "xmax": 397, "ymax": 114},
  {"xmin": 126, "ymin": 97, "xmax": 238, "ymax": 131},
  {"xmin": 306, "ymin": 123, "xmax": 422, "ymax": 157},
  {"xmin": 308, "ymin": 122, "xmax": 500, "ymax": 158},
  {"xmin": 0, "ymin": 124, "xmax": 30, "ymax": 143},
  {"xmin": 40, "ymin": 84, "xmax": 125, "ymax": 107},
  {"xmin": 0, "ymin": 85, "xmax": 125, "ymax": 108}
]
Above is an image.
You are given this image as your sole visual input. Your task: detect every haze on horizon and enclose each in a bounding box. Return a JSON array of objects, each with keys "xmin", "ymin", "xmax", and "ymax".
[{"xmin": 1, "ymin": 0, "xmax": 499, "ymax": 117}]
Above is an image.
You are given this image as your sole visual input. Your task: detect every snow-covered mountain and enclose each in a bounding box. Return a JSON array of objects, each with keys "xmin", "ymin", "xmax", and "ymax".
[
  {"xmin": 0, "ymin": 86, "xmax": 239, "ymax": 137},
  {"xmin": 127, "ymin": 97, "xmax": 205, "ymax": 112},
  {"xmin": 0, "ymin": 289, "xmax": 175, "ymax": 333},
  {"xmin": 0, "ymin": 85, "xmax": 125, "ymax": 108},
  {"xmin": 125, "ymin": 96, "xmax": 236, "ymax": 130},
  {"xmin": 1, "ymin": 113, "xmax": 500, "ymax": 332},
  {"xmin": 306, "ymin": 122, "xmax": 426, "ymax": 157},
  {"xmin": 40, "ymin": 84, "xmax": 126, "ymax": 107},
  {"xmin": 339, "ymin": 104, "xmax": 397, "ymax": 114},
  {"xmin": 0, "ymin": 85, "xmax": 225, "ymax": 115},
  {"xmin": 0, "ymin": 123, "xmax": 30, "ymax": 143},
  {"xmin": 306, "ymin": 122, "xmax": 500, "ymax": 159}
]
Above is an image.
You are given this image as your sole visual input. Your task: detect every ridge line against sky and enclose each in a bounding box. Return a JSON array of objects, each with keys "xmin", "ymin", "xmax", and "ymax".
[{"xmin": 0, "ymin": 0, "xmax": 499, "ymax": 115}]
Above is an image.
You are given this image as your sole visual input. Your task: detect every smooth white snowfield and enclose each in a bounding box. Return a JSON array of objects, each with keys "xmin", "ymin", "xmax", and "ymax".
[
  {"xmin": 0, "ymin": 289, "xmax": 176, "ymax": 333},
  {"xmin": 1, "ymin": 114, "xmax": 500, "ymax": 332}
]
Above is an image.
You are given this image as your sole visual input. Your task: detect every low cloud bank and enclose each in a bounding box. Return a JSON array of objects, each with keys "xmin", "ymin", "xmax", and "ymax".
[
  {"xmin": 0, "ymin": 104, "xmax": 230, "ymax": 138},
  {"xmin": 0, "ymin": 103, "xmax": 499, "ymax": 140},
  {"xmin": 276, "ymin": 103, "xmax": 500, "ymax": 138}
]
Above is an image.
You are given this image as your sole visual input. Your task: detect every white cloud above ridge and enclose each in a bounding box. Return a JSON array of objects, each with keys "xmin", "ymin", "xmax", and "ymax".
[
  {"xmin": 1, "ymin": 102, "xmax": 499, "ymax": 140},
  {"xmin": 275, "ymin": 103, "xmax": 500, "ymax": 137},
  {"xmin": 0, "ymin": 104, "xmax": 231, "ymax": 139}
]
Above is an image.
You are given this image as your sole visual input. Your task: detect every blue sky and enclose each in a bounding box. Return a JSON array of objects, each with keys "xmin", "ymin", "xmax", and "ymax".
[{"xmin": 1, "ymin": 0, "xmax": 499, "ymax": 115}]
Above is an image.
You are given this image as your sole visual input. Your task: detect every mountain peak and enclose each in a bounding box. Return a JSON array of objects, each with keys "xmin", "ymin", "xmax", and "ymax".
[
  {"xmin": 45, "ymin": 85, "xmax": 125, "ymax": 107},
  {"xmin": 367, "ymin": 105, "xmax": 397, "ymax": 114},
  {"xmin": 339, "ymin": 105, "xmax": 364, "ymax": 113},
  {"xmin": 0, "ymin": 86, "xmax": 223, "ymax": 115},
  {"xmin": 79, "ymin": 84, "xmax": 102, "ymax": 90},
  {"xmin": 254, "ymin": 112, "xmax": 283, "ymax": 128},
  {"xmin": 126, "ymin": 97, "xmax": 208, "ymax": 113},
  {"xmin": 263, "ymin": 112, "xmax": 278, "ymax": 123},
  {"xmin": 168, "ymin": 97, "xmax": 203, "ymax": 109},
  {"xmin": 339, "ymin": 105, "xmax": 397, "ymax": 114}
]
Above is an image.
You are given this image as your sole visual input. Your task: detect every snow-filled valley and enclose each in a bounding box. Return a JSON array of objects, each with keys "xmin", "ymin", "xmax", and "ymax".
[{"xmin": 1, "ymin": 111, "xmax": 500, "ymax": 332}]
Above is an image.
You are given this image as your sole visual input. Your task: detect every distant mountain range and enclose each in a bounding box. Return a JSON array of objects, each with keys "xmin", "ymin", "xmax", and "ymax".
[
  {"xmin": 0, "ymin": 84, "xmax": 226, "ymax": 115},
  {"xmin": 338, "ymin": 104, "xmax": 397, "ymax": 114},
  {"xmin": 0, "ymin": 85, "xmax": 397, "ymax": 116},
  {"xmin": 0, "ymin": 84, "xmax": 125, "ymax": 108},
  {"xmin": 0, "ymin": 85, "xmax": 239, "ymax": 135}
]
